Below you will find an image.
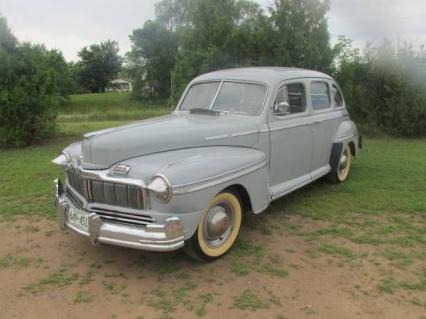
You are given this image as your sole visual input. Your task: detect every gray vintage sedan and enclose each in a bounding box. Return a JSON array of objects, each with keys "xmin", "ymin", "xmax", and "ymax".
[{"xmin": 53, "ymin": 67, "xmax": 361, "ymax": 260}]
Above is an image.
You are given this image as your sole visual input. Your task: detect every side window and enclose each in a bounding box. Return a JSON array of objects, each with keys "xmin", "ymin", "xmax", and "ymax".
[
  {"xmin": 311, "ymin": 82, "xmax": 331, "ymax": 111},
  {"xmin": 332, "ymin": 83, "xmax": 344, "ymax": 108},
  {"xmin": 273, "ymin": 83, "xmax": 306, "ymax": 115}
]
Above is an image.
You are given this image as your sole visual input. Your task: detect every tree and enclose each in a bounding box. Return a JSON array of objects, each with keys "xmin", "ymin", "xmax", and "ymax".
[
  {"xmin": 171, "ymin": 0, "xmax": 268, "ymax": 99},
  {"xmin": 155, "ymin": 0, "xmax": 190, "ymax": 31},
  {"xmin": 0, "ymin": 15, "xmax": 17, "ymax": 51},
  {"xmin": 333, "ymin": 38, "xmax": 426, "ymax": 136},
  {"xmin": 128, "ymin": 20, "xmax": 178, "ymax": 100},
  {"xmin": 77, "ymin": 40, "xmax": 122, "ymax": 93},
  {"xmin": 268, "ymin": 0, "xmax": 333, "ymax": 71},
  {"xmin": 0, "ymin": 16, "xmax": 71, "ymax": 147}
]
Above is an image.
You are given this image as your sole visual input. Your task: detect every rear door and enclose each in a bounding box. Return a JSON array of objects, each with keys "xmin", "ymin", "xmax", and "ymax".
[{"xmin": 308, "ymin": 81, "xmax": 342, "ymax": 178}]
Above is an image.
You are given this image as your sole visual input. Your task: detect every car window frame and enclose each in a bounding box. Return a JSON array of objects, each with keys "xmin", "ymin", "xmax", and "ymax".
[
  {"xmin": 310, "ymin": 81, "xmax": 332, "ymax": 113},
  {"xmin": 177, "ymin": 79, "xmax": 269, "ymax": 117},
  {"xmin": 272, "ymin": 80, "xmax": 309, "ymax": 120},
  {"xmin": 331, "ymin": 82, "xmax": 345, "ymax": 109}
]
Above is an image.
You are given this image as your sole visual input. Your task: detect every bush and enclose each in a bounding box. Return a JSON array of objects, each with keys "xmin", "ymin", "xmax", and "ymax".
[
  {"xmin": 0, "ymin": 43, "xmax": 68, "ymax": 147},
  {"xmin": 334, "ymin": 40, "xmax": 426, "ymax": 137}
]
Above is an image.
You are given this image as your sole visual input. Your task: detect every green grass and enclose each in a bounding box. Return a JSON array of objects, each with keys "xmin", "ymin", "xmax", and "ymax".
[
  {"xmin": 24, "ymin": 269, "xmax": 79, "ymax": 294},
  {"xmin": 61, "ymin": 92, "xmax": 169, "ymax": 115},
  {"xmin": 319, "ymin": 243, "xmax": 355, "ymax": 259},
  {"xmin": 74, "ymin": 290, "xmax": 94, "ymax": 304},
  {"xmin": 58, "ymin": 92, "xmax": 170, "ymax": 122},
  {"xmin": 0, "ymin": 254, "xmax": 30, "ymax": 268},
  {"xmin": 232, "ymin": 289, "xmax": 269, "ymax": 311},
  {"xmin": 270, "ymin": 138, "xmax": 426, "ymax": 219}
]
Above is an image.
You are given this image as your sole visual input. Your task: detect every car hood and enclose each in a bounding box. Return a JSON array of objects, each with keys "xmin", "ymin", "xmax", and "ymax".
[{"xmin": 81, "ymin": 112, "xmax": 261, "ymax": 169}]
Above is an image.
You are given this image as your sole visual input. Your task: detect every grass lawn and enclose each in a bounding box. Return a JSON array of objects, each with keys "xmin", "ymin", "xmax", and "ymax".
[{"xmin": 58, "ymin": 92, "xmax": 170, "ymax": 122}]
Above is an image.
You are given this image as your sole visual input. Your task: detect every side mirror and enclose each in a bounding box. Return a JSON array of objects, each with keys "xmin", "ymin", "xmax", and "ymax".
[{"xmin": 273, "ymin": 101, "xmax": 290, "ymax": 115}]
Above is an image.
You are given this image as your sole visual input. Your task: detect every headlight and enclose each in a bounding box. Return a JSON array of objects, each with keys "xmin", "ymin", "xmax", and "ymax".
[
  {"xmin": 147, "ymin": 175, "xmax": 172, "ymax": 203},
  {"xmin": 52, "ymin": 153, "xmax": 70, "ymax": 167}
]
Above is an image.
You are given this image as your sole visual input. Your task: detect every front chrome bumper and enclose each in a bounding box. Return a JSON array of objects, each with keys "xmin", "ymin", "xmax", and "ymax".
[{"xmin": 54, "ymin": 179, "xmax": 185, "ymax": 252}]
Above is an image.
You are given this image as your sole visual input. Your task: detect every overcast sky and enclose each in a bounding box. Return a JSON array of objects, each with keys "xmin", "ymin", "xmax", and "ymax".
[{"xmin": 0, "ymin": 0, "xmax": 425, "ymax": 61}]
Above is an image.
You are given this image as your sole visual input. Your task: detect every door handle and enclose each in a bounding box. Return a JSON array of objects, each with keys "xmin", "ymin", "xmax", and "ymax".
[{"xmin": 313, "ymin": 120, "xmax": 322, "ymax": 124}]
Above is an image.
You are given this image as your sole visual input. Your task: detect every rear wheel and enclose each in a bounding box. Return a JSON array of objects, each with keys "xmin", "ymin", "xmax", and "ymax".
[
  {"xmin": 184, "ymin": 192, "xmax": 242, "ymax": 261},
  {"xmin": 326, "ymin": 144, "xmax": 352, "ymax": 183}
]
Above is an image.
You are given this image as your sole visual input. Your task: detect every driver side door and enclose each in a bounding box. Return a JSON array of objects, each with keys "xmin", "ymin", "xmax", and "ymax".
[{"xmin": 268, "ymin": 80, "xmax": 313, "ymax": 199}]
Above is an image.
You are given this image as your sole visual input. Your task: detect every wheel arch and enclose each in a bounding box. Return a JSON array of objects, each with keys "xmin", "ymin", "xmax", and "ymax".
[
  {"xmin": 348, "ymin": 141, "xmax": 356, "ymax": 157},
  {"xmin": 222, "ymin": 184, "xmax": 253, "ymax": 214}
]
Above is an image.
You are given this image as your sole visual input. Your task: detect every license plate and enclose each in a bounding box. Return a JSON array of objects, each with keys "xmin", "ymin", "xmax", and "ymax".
[{"xmin": 68, "ymin": 207, "xmax": 89, "ymax": 231}]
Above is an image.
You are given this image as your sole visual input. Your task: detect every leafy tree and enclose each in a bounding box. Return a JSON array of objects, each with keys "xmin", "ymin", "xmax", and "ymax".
[
  {"xmin": 268, "ymin": 0, "xmax": 333, "ymax": 71},
  {"xmin": 128, "ymin": 20, "xmax": 178, "ymax": 100},
  {"xmin": 77, "ymin": 40, "xmax": 122, "ymax": 93},
  {"xmin": 0, "ymin": 15, "xmax": 17, "ymax": 51},
  {"xmin": 170, "ymin": 0, "xmax": 334, "ymax": 99},
  {"xmin": 172, "ymin": 0, "xmax": 267, "ymax": 99},
  {"xmin": 0, "ymin": 17, "xmax": 70, "ymax": 147},
  {"xmin": 155, "ymin": 0, "xmax": 190, "ymax": 31},
  {"xmin": 333, "ymin": 38, "xmax": 426, "ymax": 136}
]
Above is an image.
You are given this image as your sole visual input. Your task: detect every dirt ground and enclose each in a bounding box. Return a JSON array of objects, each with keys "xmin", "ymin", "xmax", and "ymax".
[{"xmin": 0, "ymin": 214, "xmax": 424, "ymax": 319}]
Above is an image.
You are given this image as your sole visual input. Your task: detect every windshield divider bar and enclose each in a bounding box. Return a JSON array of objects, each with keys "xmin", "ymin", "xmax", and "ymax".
[{"xmin": 209, "ymin": 81, "xmax": 224, "ymax": 110}]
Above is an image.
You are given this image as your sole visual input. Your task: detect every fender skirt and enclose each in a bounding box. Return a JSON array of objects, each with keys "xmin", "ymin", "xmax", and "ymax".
[{"xmin": 329, "ymin": 142, "xmax": 343, "ymax": 172}]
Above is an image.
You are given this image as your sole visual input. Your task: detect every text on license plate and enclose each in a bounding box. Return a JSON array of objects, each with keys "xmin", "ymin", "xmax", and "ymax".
[{"xmin": 68, "ymin": 208, "xmax": 89, "ymax": 231}]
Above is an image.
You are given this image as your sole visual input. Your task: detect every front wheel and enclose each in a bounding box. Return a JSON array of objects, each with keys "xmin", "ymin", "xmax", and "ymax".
[
  {"xmin": 326, "ymin": 144, "xmax": 352, "ymax": 183},
  {"xmin": 184, "ymin": 192, "xmax": 242, "ymax": 261}
]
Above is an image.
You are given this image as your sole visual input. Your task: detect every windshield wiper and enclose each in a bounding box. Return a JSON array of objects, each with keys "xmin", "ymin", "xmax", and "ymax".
[{"xmin": 189, "ymin": 108, "xmax": 221, "ymax": 116}]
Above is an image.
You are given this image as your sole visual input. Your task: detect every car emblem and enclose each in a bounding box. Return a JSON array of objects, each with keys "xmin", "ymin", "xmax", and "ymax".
[{"xmin": 112, "ymin": 164, "xmax": 131, "ymax": 175}]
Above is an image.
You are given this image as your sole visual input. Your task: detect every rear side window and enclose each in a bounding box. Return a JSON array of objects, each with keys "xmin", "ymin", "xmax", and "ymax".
[
  {"xmin": 311, "ymin": 82, "xmax": 330, "ymax": 111},
  {"xmin": 332, "ymin": 83, "xmax": 344, "ymax": 108}
]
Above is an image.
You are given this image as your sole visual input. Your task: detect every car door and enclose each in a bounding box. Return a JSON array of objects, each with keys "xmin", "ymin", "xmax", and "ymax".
[
  {"xmin": 268, "ymin": 80, "xmax": 313, "ymax": 198},
  {"xmin": 308, "ymin": 80, "xmax": 342, "ymax": 179}
]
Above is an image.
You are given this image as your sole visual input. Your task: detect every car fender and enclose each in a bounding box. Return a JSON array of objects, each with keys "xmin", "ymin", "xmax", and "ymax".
[
  {"xmin": 120, "ymin": 146, "xmax": 270, "ymax": 238},
  {"xmin": 333, "ymin": 120, "xmax": 360, "ymax": 157}
]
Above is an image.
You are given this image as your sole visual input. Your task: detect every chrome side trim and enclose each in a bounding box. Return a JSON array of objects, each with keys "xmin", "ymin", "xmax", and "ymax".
[
  {"xmin": 269, "ymin": 121, "xmax": 313, "ymax": 131},
  {"xmin": 205, "ymin": 134, "xmax": 229, "ymax": 141},
  {"xmin": 166, "ymin": 155, "xmax": 202, "ymax": 168},
  {"xmin": 231, "ymin": 129, "xmax": 259, "ymax": 137},
  {"xmin": 173, "ymin": 159, "xmax": 267, "ymax": 194}
]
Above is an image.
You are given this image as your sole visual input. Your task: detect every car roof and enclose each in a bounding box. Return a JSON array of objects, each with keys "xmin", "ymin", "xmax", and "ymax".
[{"xmin": 192, "ymin": 67, "xmax": 333, "ymax": 86}]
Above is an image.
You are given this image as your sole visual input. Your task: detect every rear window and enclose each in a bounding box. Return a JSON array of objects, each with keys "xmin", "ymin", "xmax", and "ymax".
[{"xmin": 311, "ymin": 82, "xmax": 331, "ymax": 111}]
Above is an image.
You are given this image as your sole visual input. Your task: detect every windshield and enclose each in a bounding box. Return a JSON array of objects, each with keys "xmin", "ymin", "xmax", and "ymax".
[{"xmin": 179, "ymin": 81, "xmax": 267, "ymax": 115}]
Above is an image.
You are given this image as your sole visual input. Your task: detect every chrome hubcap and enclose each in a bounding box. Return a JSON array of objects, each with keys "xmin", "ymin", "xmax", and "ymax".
[
  {"xmin": 203, "ymin": 202, "xmax": 234, "ymax": 247},
  {"xmin": 338, "ymin": 149, "xmax": 349, "ymax": 176}
]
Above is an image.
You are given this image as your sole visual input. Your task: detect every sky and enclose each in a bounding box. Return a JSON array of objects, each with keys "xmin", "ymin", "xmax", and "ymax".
[{"xmin": 0, "ymin": 0, "xmax": 425, "ymax": 62}]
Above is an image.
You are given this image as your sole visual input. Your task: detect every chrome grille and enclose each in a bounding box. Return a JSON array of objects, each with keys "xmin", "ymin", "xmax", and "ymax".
[
  {"xmin": 90, "ymin": 207, "xmax": 154, "ymax": 227},
  {"xmin": 66, "ymin": 187, "xmax": 84, "ymax": 208},
  {"xmin": 90, "ymin": 181, "xmax": 144, "ymax": 209},
  {"xmin": 66, "ymin": 167, "xmax": 145, "ymax": 209},
  {"xmin": 67, "ymin": 168, "xmax": 86, "ymax": 197}
]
